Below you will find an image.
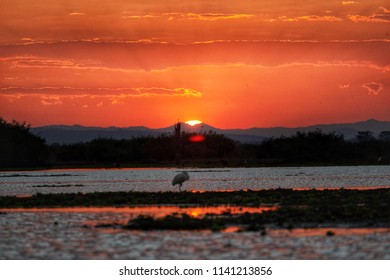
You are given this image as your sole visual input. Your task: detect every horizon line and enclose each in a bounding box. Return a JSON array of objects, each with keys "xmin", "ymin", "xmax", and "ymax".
[{"xmin": 29, "ymin": 118, "xmax": 390, "ymax": 130}]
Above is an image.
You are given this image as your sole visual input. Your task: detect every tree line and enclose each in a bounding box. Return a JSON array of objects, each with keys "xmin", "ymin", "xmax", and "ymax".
[
  {"xmin": 251, "ymin": 129, "xmax": 390, "ymax": 165},
  {"xmin": 1, "ymin": 117, "xmax": 390, "ymax": 168},
  {"xmin": 48, "ymin": 131, "xmax": 236, "ymax": 166}
]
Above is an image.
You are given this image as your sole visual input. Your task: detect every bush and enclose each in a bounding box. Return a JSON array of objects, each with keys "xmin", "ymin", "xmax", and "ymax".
[{"xmin": 0, "ymin": 118, "xmax": 46, "ymax": 167}]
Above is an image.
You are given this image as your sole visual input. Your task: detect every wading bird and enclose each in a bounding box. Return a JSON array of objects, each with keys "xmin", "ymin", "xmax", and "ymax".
[{"xmin": 172, "ymin": 171, "xmax": 189, "ymax": 192}]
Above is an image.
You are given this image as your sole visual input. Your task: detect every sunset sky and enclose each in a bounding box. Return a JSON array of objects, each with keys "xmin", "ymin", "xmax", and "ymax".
[{"xmin": 1, "ymin": 0, "xmax": 389, "ymax": 128}]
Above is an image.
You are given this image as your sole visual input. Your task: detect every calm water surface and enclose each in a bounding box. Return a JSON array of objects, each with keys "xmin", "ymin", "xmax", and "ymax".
[
  {"xmin": 0, "ymin": 210, "xmax": 389, "ymax": 259},
  {"xmin": 0, "ymin": 166, "xmax": 390, "ymax": 196},
  {"xmin": 1, "ymin": 166, "xmax": 390, "ymax": 259}
]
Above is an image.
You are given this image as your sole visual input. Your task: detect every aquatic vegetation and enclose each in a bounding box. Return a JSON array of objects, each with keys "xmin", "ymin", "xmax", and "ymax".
[
  {"xmin": 123, "ymin": 214, "xmax": 226, "ymax": 231},
  {"xmin": 1, "ymin": 189, "xmax": 389, "ymax": 230},
  {"xmin": 0, "ymin": 188, "xmax": 389, "ymax": 208},
  {"xmin": 326, "ymin": 230, "xmax": 335, "ymax": 236}
]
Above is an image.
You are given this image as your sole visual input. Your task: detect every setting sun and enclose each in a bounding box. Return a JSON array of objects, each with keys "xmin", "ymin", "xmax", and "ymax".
[{"xmin": 185, "ymin": 120, "xmax": 203, "ymax": 126}]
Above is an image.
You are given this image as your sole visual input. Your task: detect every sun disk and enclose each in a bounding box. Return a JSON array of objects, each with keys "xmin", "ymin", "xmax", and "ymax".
[{"xmin": 185, "ymin": 120, "xmax": 202, "ymax": 126}]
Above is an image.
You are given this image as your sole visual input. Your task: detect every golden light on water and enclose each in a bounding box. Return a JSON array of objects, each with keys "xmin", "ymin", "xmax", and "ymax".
[
  {"xmin": 189, "ymin": 134, "xmax": 206, "ymax": 142},
  {"xmin": 190, "ymin": 211, "xmax": 199, "ymax": 218}
]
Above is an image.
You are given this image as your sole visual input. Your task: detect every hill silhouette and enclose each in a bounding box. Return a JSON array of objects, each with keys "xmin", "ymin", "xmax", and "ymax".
[{"xmin": 31, "ymin": 119, "xmax": 390, "ymax": 144}]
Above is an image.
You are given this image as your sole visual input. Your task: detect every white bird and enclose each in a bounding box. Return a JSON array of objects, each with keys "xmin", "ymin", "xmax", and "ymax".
[{"xmin": 172, "ymin": 171, "xmax": 189, "ymax": 192}]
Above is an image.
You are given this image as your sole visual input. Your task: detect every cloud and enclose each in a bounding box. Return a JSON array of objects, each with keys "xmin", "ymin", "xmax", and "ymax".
[
  {"xmin": 150, "ymin": 60, "xmax": 390, "ymax": 75},
  {"xmin": 5, "ymin": 56, "xmax": 84, "ymax": 68},
  {"xmin": 68, "ymin": 12, "xmax": 86, "ymax": 16},
  {"xmin": 40, "ymin": 96, "xmax": 63, "ymax": 106},
  {"xmin": 0, "ymin": 87, "xmax": 203, "ymax": 106},
  {"xmin": 130, "ymin": 87, "xmax": 203, "ymax": 97},
  {"xmin": 278, "ymin": 15, "xmax": 342, "ymax": 22},
  {"xmin": 0, "ymin": 86, "xmax": 202, "ymax": 97},
  {"xmin": 2, "ymin": 55, "xmax": 134, "ymax": 73},
  {"xmin": 362, "ymin": 82, "xmax": 384, "ymax": 95},
  {"xmin": 339, "ymin": 84, "xmax": 350, "ymax": 89},
  {"xmin": 185, "ymin": 13, "xmax": 255, "ymax": 21},
  {"xmin": 0, "ymin": 93, "xmax": 73, "ymax": 105},
  {"xmin": 121, "ymin": 12, "xmax": 255, "ymax": 21},
  {"xmin": 348, "ymin": 7, "xmax": 390, "ymax": 23},
  {"xmin": 121, "ymin": 14, "xmax": 159, "ymax": 19},
  {"xmin": 342, "ymin": 1, "xmax": 358, "ymax": 5},
  {"xmin": 3, "ymin": 40, "xmax": 389, "ymax": 73}
]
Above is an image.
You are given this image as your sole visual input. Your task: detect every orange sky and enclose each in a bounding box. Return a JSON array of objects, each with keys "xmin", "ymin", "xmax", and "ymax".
[{"xmin": 0, "ymin": 0, "xmax": 389, "ymax": 128}]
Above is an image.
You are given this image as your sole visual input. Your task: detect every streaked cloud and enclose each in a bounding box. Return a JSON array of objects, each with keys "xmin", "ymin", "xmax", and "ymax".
[
  {"xmin": 348, "ymin": 7, "xmax": 390, "ymax": 23},
  {"xmin": 278, "ymin": 15, "xmax": 342, "ymax": 22},
  {"xmin": 3, "ymin": 40, "xmax": 388, "ymax": 73},
  {"xmin": 121, "ymin": 14, "xmax": 160, "ymax": 19},
  {"xmin": 40, "ymin": 96, "xmax": 63, "ymax": 105},
  {"xmin": 150, "ymin": 61, "xmax": 390, "ymax": 75},
  {"xmin": 2, "ymin": 1, "xmax": 389, "ymax": 44},
  {"xmin": 132, "ymin": 87, "xmax": 202, "ymax": 97},
  {"xmin": 0, "ymin": 87, "xmax": 203, "ymax": 104},
  {"xmin": 68, "ymin": 12, "xmax": 86, "ymax": 16},
  {"xmin": 8, "ymin": 56, "xmax": 82, "ymax": 68},
  {"xmin": 342, "ymin": 1, "xmax": 358, "ymax": 5},
  {"xmin": 185, "ymin": 13, "xmax": 255, "ymax": 21},
  {"xmin": 1, "ymin": 55, "xmax": 131, "ymax": 73},
  {"xmin": 121, "ymin": 12, "xmax": 255, "ymax": 21}
]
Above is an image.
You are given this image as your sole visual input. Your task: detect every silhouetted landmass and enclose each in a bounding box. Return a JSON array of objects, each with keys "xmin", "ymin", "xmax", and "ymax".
[
  {"xmin": 44, "ymin": 129, "xmax": 390, "ymax": 167},
  {"xmin": 31, "ymin": 119, "xmax": 390, "ymax": 144},
  {"xmin": 48, "ymin": 131, "xmax": 236, "ymax": 166},
  {"xmin": 251, "ymin": 129, "xmax": 390, "ymax": 165},
  {"xmin": 0, "ymin": 118, "xmax": 46, "ymax": 168},
  {"xmin": 1, "ymin": 117, "xmax": 390, "ymax": 168}
]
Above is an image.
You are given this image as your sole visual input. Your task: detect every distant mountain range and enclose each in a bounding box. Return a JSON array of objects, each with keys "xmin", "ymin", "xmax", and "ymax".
[{"xmin": 31, "ymin": 119, "xmax": 390, "ymax": 144}]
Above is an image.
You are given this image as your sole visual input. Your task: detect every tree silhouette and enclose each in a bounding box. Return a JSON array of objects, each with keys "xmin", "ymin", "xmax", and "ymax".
[
  {"xmin": 174, "ymin": 121, "xmax": 182, "ymax": 164},
  {"xmin": 378, "ymin": 131, "xmax": 390, "ymax": 142},
  {"xmin": 0, "ymin": 117, "xmax": 46, "ymax": 167},
  {"xmin": 356, "ymin": 131, "xmax": 376, "ymax": 142},
  {"xmin": 255, "ymin": 130, "xmax": 347, "ymax": 163}
]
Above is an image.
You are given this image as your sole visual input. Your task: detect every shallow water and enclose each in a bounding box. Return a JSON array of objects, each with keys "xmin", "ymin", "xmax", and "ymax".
[
  {"xmin": 0, "ymin": 210, "xmax": 389, "ymax": 259},
  {"xmin": 1, "ymin": 166, "xmax": 389, "ymax": 259},
  {"xmin": 0, "ymin": 205, "xmax": 276, "ymax": 216},
  {"xmin": 1, "ymin": 166, "xmax": 389, "ymax": 196}
]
